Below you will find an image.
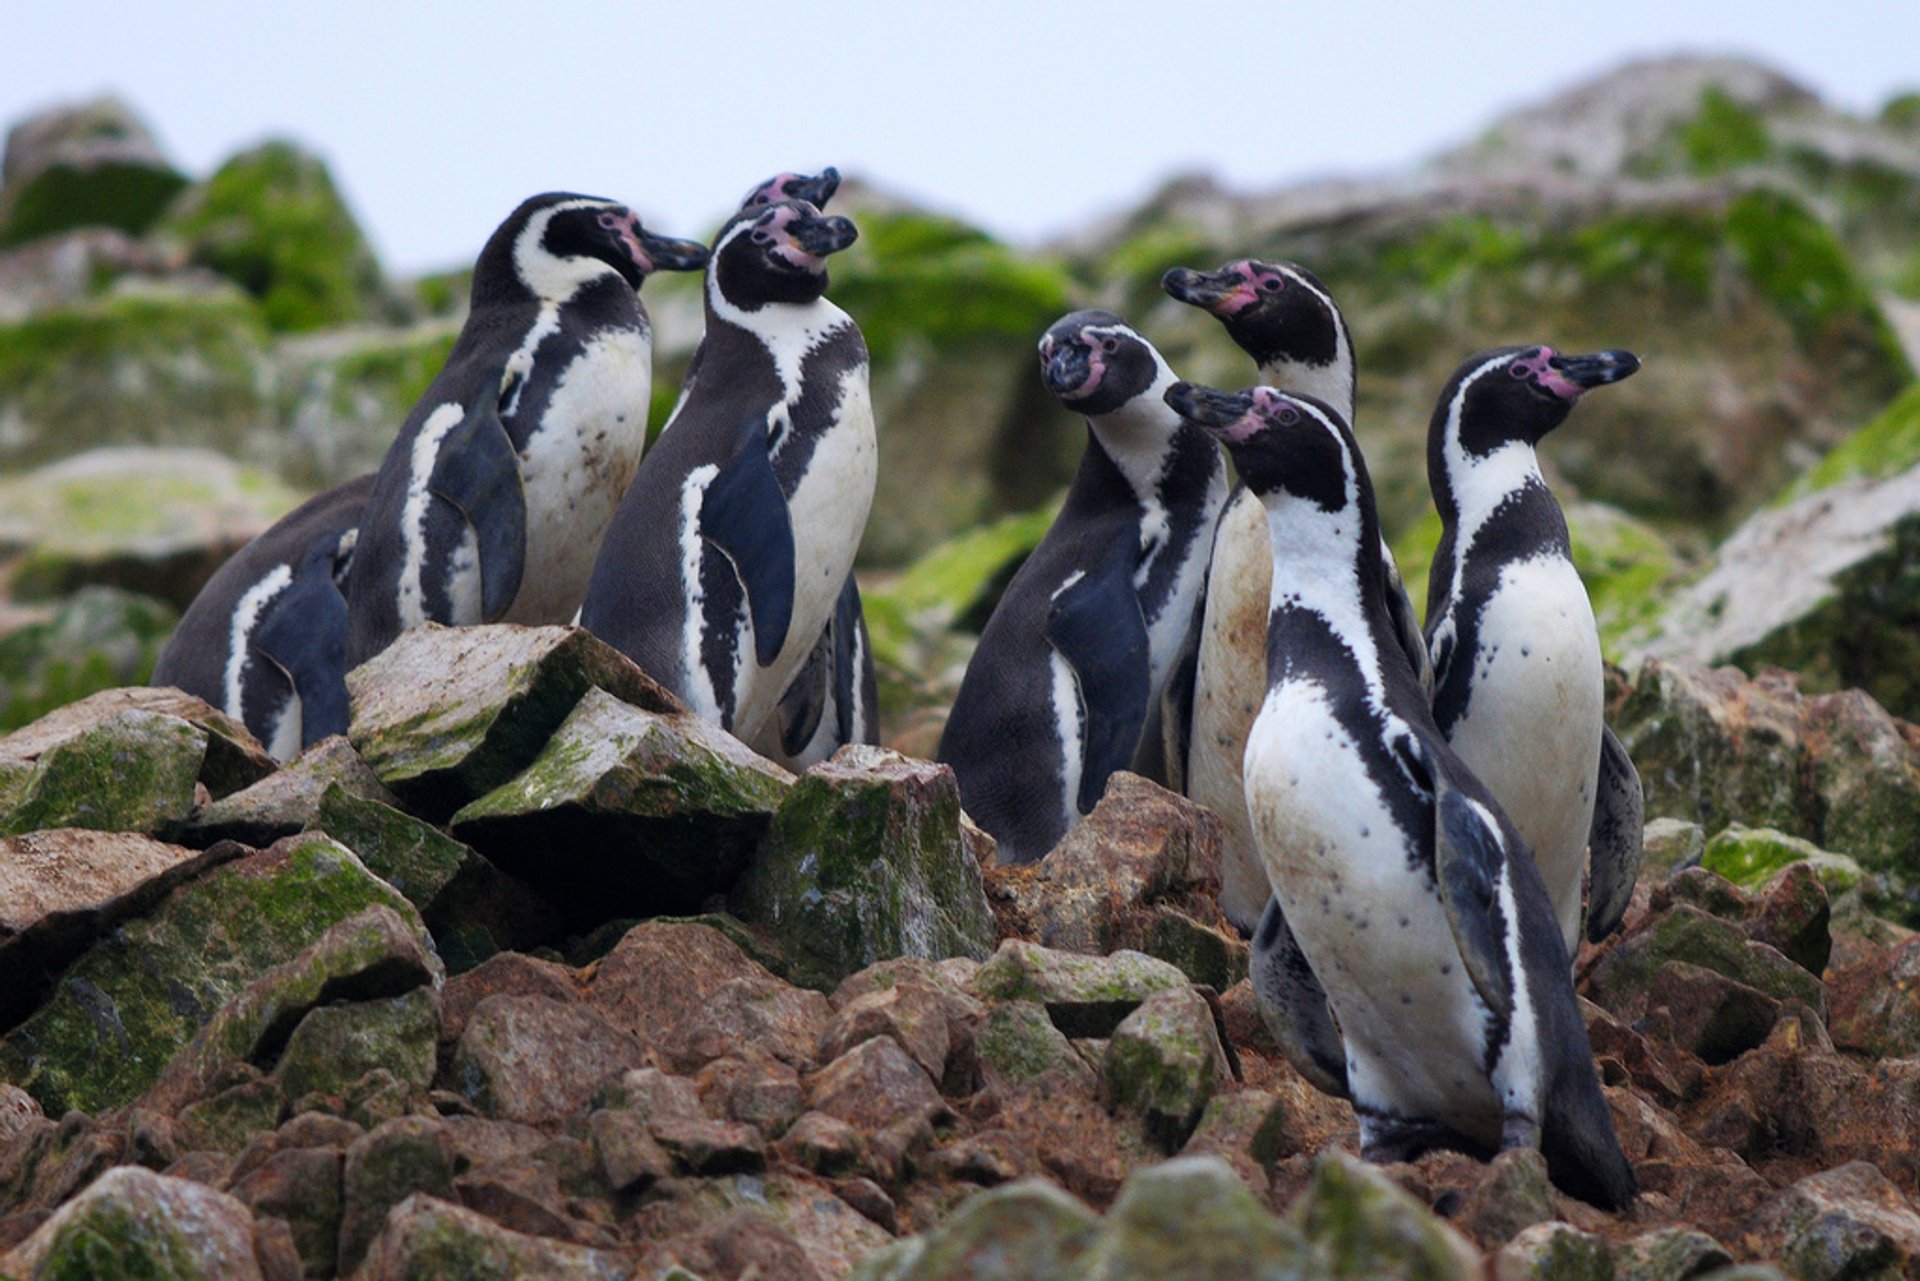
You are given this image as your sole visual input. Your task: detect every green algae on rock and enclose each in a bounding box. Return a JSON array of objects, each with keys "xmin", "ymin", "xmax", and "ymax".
[
  {"xmin": 0, "ymin": 707, "xmax": 202, "ymax": 837},
  {"xmin": 0, "ymin": 1164, "xmax": 260, "ymax": 1280},
  {"xmin": 1103, "ymin": 988, "xmax": 1232, "ymax": 1152},
  {"xmin": 1701, "ymin": 824, "xmax": 1865, "ymax": 893},
  {"xmin": 1287, "ymin": 1151, "xmax": 1482, "ymax": 1280},
  {"xmin": 0, "ymin": 588, "xmax": 176, "ymax": 732},
  {"xmin": 972, "ymin": 940, "xmax": 1188, "ymax": 1038},
  {"xmin": 0, "ymin": 97, "xmax": 189, "ymax": 249},
  {"xmin": 731, "ymin": 746, "xmax": 995, "ymax": 991},
  {"xmin": 0, "ymin": 833, "xmax": 429, "ymax": 1116},
  {"xmin": 847, "ymin": 1177, "xmax": 1100, "ymax": 1281}
]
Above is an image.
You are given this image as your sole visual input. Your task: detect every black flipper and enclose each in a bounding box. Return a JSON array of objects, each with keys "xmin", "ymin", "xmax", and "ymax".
[
  {"xmin": 1251, "ymin": 896, "xmax": 1351, "ymax": 1100},
  {"xmin": 702, "ymin": 416, "xmax": 795, "ymax": 668},
  {"xmin": 1380, "ymin": 541, "xmax": 1432, "ymax": 694},
  {"xmin": 1585, "ymin": 724, "xmax": 1645, "ymax": 943},
  {"xmin": 251, "ymin": 547, "xmax": 352, "ymax": 748},
  {"xmin": 1151, "ymin": 580, "xmax": 1205, "ymax": 794},
  {"xmin": 777, "ymin": 630, "xmax": 831, "ymax": 759},
  {"xmin": 831, "ymin": 573, "xmax": 876, "ymax": 746},
  {"xmin": 1430, "ymin": 758, "xmax": 1516, "ymax": 1022},
  {"xmin": 1045, "ymin": 551, "xmax": 1151, "ymax": 815},
  {"xmin": 426, "ymin": 385, "xmax": 527, "ymax": 623}
]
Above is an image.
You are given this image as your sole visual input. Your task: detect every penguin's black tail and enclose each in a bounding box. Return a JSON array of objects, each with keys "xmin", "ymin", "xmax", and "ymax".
[{"xmin": 1540, "ymin": 1025, "xmax": 1637, "ymax": 1211}]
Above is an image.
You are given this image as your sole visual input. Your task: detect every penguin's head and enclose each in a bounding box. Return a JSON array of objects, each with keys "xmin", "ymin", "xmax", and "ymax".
[
  {"xmin": 489, "ymin": 194, "xmax": 708, "ymax": 302},
  {"xmin": 711, "ymin": 199, "xmax": 859, "ymax": 307},
  {"xmin": 1162, "ymin": 259, "xmax": 1347, "ymax": 374},
  {"xmin": 1038, "ymin": 311, "xmax": 1166, "ymax": 417},
  {"xmin": 1165, "ymin": 382, "xmax": 1360, "ymax": 517},
  {"xmin": 1441, "ymin": 345, "xmax": 1641, "ymax": 454},
  {"xmin": 739, "ymin": 166, "xmax": 841, "ymax": 211}
]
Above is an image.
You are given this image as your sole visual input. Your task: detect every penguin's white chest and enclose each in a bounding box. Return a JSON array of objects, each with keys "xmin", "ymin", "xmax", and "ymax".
[
  {"xmin": 1243, "ymin": 682, "xmax": 1502, "ymax": 1136},
  {"xmin": 505, "ymin": 328, "xmax": 652, "ymax": 624},
  {"xmin": 733, "ymin": 365, "xmax": 876, "ymax": 740},
  {"xmin": 1445, "ymin": 555, "xmax": 1603, "ymax": 950}
]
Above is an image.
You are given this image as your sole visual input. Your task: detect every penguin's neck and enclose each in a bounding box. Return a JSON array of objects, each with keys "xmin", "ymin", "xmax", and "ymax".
[
  {"xmin": 1259, "ymin": 490, "xmax": 1392, "ymax": 694},
  {"xmin": 705, "ymin": 273, "xmax": 854, "ymax": 406},
  {"xmin": 1256, "ymin": 352, "xmax": 1354, "ymax": 425},
  {"xmin": 1438, "ymin": 434, "xmax": 1551, "ymax": 535},
  {"xmin": 1087, "ymin": 365, "xmax": 1185, "ymax": 501}
]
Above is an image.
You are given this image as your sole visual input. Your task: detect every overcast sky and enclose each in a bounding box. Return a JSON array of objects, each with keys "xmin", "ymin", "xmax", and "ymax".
[{"xmin": 9, "ymin": 1, "xmax": 1918, "ymax": 275}]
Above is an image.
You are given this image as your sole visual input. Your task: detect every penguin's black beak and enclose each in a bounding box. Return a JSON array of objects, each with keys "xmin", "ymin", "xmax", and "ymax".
[
  {"xmin": 1549, "ymin": 349, "xmax": 1640, "ymax": 389},
  {"xmin": 790, "ymin": 167, "xmax": 841, "ymax": 209},
  {"xmin": 790, "ymin": 212, "xmax": 859, "ymax": 258},
  {"xmin": 1042, "ymin": 342, "xmax": 1093, "ymax": 397},
  {"xmin": 1162, "ymin": 265, "xmax": 1244, "ymax": 313},
  {"xmin": 1165, "ymin": 381, "xmax": 1256, "ymax": 430},
  {"xmin": 637, "ymin": 228, "xmax": 710, "ymax": 273}
]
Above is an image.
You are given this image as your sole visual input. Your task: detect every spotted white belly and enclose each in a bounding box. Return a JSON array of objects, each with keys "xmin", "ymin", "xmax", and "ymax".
[
  {"xmin": 502, "ymin": 328, "xmax": 652, "ymax": 624},
  {"xmin": 1444, "ymin": 554, "xmax": 1602, "ymax": 954},
  {"xmin": 1188, "ymin": 491, "xmax": 1272, "ymax": 932},
  {"xmin": 731, "ymin": 367, "xmax": 876, "ymax": 743},
  {"xmin": 1243, "ymin": 680, "xmax": 1503, "ymax": 1139}
]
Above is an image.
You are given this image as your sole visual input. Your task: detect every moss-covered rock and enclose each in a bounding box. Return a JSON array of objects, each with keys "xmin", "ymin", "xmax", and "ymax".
[
  {"xmin": 355, "ymin": 1191, "xmax": 629, "ymax": 1281},
  {"xmin": 974, "ymin": 999, "xmax": 1088, "ymax": 1091},
  {"xmin": 1701, "ymin": 825, "xmax": 1865, "ymax": 893},
  {"xmin": 347, "ymin": 623, "xmax": 682, "ymax": 820},
  {"xmin": 272, "ymin": 320, "xmax": 461, "ymax": 488},
  {"xmin": 313, "ymin": 783, "xmax": 560, "ymax": 973},
  {"xmin": 731, "ymin": 746, "xmax": 994, "ymax": 991},
  {"xmin": 1585, "ymin": 904, "xmax": 1826, "ymax": 1021},
  {"xmin": 451, "ymin": 687, "xmax": 790, "ymax": 923},
  {"xmin": 1286, "ymin": 1151, "xmax": 1482, "ymax": 1280},
  {"xmin": 0, "ymin": 833, "xmax": 428, "ymax": 1115},
  {"xmin": 846, "ymin": 1177, "xmax": 1099, "ymax": 1281},
  {"xmin": 1492, "ymin": 1222, "xmax": 1616, "ymax": 1281},
  {"xmin": 972, "ymin": 940, "xmax": 1188, "ymax": 1037},
  {"xmin": 0, "ymin": 588, "xmax": 177, "ymax": 732},
  {"xmin": 0, "ymin": 1164, "xmax": 260, "ymax": 1280},
  {"xmin": 157, "ymin": 138, "xmax": 390, "ymax": 333},
  {"xmin": 274, "ymin": 986, "xmax": 440, "ymax": 1103},
  {"xmin": 1078, "ymin": 1156, "xmax": 1310, "ymax": 1279},
  {"xmin": 0, "ymin": 706, "xmax": 203, "ymax": 837},
  {"xmin": 0, "ymin": 97, "xmax": 188, "ymax": 248},
  {"xmin": 1103, "ymin": 987, "xmax": 1231, "ymax": 1151}
]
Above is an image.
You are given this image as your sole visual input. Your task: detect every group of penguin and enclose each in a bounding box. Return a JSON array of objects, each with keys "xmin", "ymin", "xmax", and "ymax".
[
  {"xmin": 152, "ymin": 165, "xmax": 1644, "ymax": 1210},
  {"xmin": 940, "ymin": 260, "xmax": 1646, "ymax": 1208}
]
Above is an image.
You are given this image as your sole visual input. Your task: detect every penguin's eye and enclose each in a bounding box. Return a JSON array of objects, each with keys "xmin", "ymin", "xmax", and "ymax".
[
  {"xmin": 1508, "ymin": 363, "xmax": 1531, "ymax": 380},
  {"xmin": 1276, "ymin": 406, "xmax": 1300, "ymax": 425},
  {"xmin": 1261, "ymin": 278, "xmax": 1282, "ymax": 292},
  {"xmin": 1102, "ymin": 339, "xmax": 1118, "ymax": 353},
  {"xmin": 751, "ymin": 231, "xmax": 775, "ymax": 247}
]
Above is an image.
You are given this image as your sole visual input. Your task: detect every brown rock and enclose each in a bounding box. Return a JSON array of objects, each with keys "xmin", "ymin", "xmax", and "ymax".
[
  {"xmin": 651, "ymin": 1117, "xmax": 767, "ymax": 1175},
  {"xmin": 1745, "ymin": 861, "xmax": 1832, "ymax": 975},
  {"xmin": 1743, "ymin": 1161, "xmax": 1920, "ymax": 1280},
  {"xmin": 336, "ymin": 1116, "xmax": 456, "ymax": 1276},
  {"xmin": 833, "ymin": 1176, "xmax": 900, "ymax": 1234},
  {"xmin": 357, "ymin": 1193, "xmax": 628, "ymax": 1280},
  {"xmin": 1455, "ymin": 1148, "xmax": 1556, "ymax": 1249},
  {"xmin": 1178, "ymin": 1089, "xmax": 1289, "ymax": 1196},
  {"xmin": 177, "ymin": 734, "xmax": 395, "ymax": 848},
  {"xmin": 588, "ymin": 918, "xmax": 775, "ymax": 1041},
  {"xmin": 1829, "ymin": 936, "xmax": 1920, "ymax": 1058},
  {"xmin": 807, "ymin": 1035, "xmax": 949, "ymax": 1133},
  {"xmin": 444, "ymin": 994, "xmax": 640, "ymax": 1125},
  {"xmin": 438, "ymin": 948, "xmax": 581, "ymax": 1049},
  {"xmin": 0, "ymin": 1166, "xmax": 263, "ymax": 1280},
  {"xmin": 697, "ymin": 1055, "xmax": 804, "ymax": 1134},
  {"xmin": 660, "ymin": 975, "xmax": 832, "ymax": 1074},
  {"xmin": 1644, "ymin": 961, "xmax": 1784, "ymax": 1064},
  {"xmin": 454, "ymin": 1156, "xmax": 605, "ymax": 1245},
  {"xmin": 598, "ymin": 1066, "xmax": 705, "ymax": 1122},
  {"xmin": 588, "ymin": 1108, "xmax": 672, "ymax": 1193},
  {"xmin": 778, "ymin": 1110, "xmax": 867, "ymax": 1175},
  {"xmin": 643, "ymin": 1208, "xmax": 827, "ymax": 1281},
  {"xmin": 228, "ymin": 1146, "xmax": 345, "ymax": 1278},
  {"xmin": 0, "ymin": 1085, "xmax": 43, "ymax": 1144},
  {"xmin": 252, "ymin": 1215, "xmax": 303, "ymax": 1281},
  {"xmin": 0, "ymin": 685, "xmax": 274, "ymax": 798},
  {"xmin": 818, "ymin": 978, "xmax": 954, "ymax": 1084}
]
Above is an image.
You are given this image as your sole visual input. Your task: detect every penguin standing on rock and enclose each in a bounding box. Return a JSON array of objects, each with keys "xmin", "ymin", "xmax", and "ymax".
[
  {"xmin": 1423, "ymin": 346, "xmax": 1645, "ymax": 952},
  {"xmin": 1160, "ymin": 259, "xmax": 1428, "ymax": 932},
  {"xmin": 579, "ymin": 198, "xmax": 873, "ymax": 744},
  {"xmin": 1166, "ymin": 379, "xmax": 1635, "ymax": 1211},
  {"xmin": 938, "ymin": 312, "xmax": 1226, "ymax": 864},
  {"xmin": 346, "ymin": 193, "xmax": 708, "ymax": 665},
  {"xmin": 152, "ymin": 476, "xmax": 370, "ymax": 761}
]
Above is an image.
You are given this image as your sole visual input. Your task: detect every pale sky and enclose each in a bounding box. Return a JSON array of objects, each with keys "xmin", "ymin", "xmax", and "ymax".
[{"xmin": 8, "ymin": 1, "xmax": 1918, "ymax": 274}]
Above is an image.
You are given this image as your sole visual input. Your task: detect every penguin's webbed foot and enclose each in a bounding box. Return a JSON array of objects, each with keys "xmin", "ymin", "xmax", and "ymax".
[
  {"xmin": 1500, "ymin": 1113, "xmax": 1541, "ymax": 1152},
  {"xmin": 1359, "ymin": 1113, "xmax": 1492, "ymax": 1165}
]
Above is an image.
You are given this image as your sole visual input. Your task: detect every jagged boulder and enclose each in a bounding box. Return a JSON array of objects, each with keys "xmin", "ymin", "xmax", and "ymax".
[
  {"xmin": 1104, "ymin": 987, "xmax": 1233, "ymax": 1151},
  {"xmin": 179, "ymin": 735, "xmax": 395, "ymax": 849},
  {"xmin": 0, "ymin": 1165, "xmax": 261, "ymax": 1279},
  {"xmin": 0, "ymin": 97, "xmax": 188, "ymax": 247},
  {"xmin": 0, "ymin": 587, "xmax": 176, "ymax": 732},
  {"xmin": 972, "ymin": 939, "xmax": 1189, "ymax": 1037}
]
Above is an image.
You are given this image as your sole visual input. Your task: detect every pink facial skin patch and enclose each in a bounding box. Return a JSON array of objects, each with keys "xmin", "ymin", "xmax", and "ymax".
[
  {"xmin": 758, "ymin": 207, "xmax": 825, "ymax": 272},
  {"xmin": 1508, "ymin": 347, "xmax": 1584, "ymax": 399},
  {"xmin": 598, "ymin": 208, "xmax": 654, "ymax": 274}
]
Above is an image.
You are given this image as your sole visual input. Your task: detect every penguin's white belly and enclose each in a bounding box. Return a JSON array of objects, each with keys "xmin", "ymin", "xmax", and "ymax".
[
  {"xmin": 1188, "ymin": 491, "xmax": 1272, "ymax": 931},
  {"xmin": 734, "ymin": 369, "xmax": 876, "ymax": 741},
  {"xmin": 1244, "ymin": 682, "xmax": 1501, "ymax": 1136},
  {"xmin": 504, "ymin": 330, "xmax": 652, "ymax": 624},
  {"xmin": 1446, "ymin": 556, "xmax": 1602, "ymax": 952}
]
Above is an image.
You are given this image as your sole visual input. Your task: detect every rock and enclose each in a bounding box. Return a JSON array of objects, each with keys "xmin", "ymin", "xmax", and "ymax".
[
  {"xmin": 659, "ymin": 974, "xmax": 833, "ymax": 1075},
  {"xmin": 1702, "ymin": 825, "xmax": 1863, "ymax": 897},
  {"xmin": 819, "ymin": 977, "xmax": 958, "ymax": 1085},
  {"xmin": 0, "ymin": 707, "xmax": 201, "ymax": 839},
  {"xmin": 696, "ymin": 1055, "xmax": 805, "ymax": 1134},
  {"xmin": 1644, "ymin": 817, "xmax": 1709, "ymax": 878},
  {"xmin": 1746, "ymin": 862, "xmax": 1836, "ymax": 975},
  {"xmin": 274, "ymin": 986, "xmax": 441, "ymax": 1104},
  {"xmin": 0, "ymin": 829, "xmax": 242, "ymax": 1028},
  {"xmin": 732, "ymin": 746, "xmax": 995, "ymax": 990},
  {"xmin": 175, "ymin": 1072, "xmax": 287, "ymax": 1154},
  {"xmin": 1586, "ymin": 904, "xmax": 1827, "ymax": 1023},
  {"xmin": 269, "ymin": 320, "xmax": 462, "ymax": 487},
  {"xmin": 346, "ymin": 623, "xmax": 681, "ymax": 820},
  {"xmin": 587, "ymin": 1108, "xmax": 671, "ymax": 1193},
  {"xmin": 0, "ymin": 834, "xmax": 429, "ymax": 1115},
  {"xmin": 0, "ymin": 226, "xmax": 201, "ymax": 324},
  {"xmin": 438, "ymin": 948, "xmax": 579, "ymax": 1049},
  {"xmin": 1613, "ymin": 1228, "xmax": 1733, "ymax": 1281},
  {"xmin": 0, "ymin": 450, "xmax": 304, "ymax": 611},
  {"xmin": 336, "ymin": 1117, "xmax": 457, "ymax": 1275},
  {"xmin": 1643, "ymin": 961, "xmax": 1786, "ymax": 1064},
  {"xmin": 229, "ymin": 1144, "xmax": 345, "ymax": 1278},
  {"xmin": 807, "ymin": 1036, "xmax": 948, "ymax": 1134},
  {"xmin": 0, "ymin": 1165, "xmax": 260, "ymax": 1280},
  {"xmin": 596, "ymin": 1066, "xmax": 705, "ymax": 1122},
  {"xmin": 453, "ymin": 686, "xmax": 791, "ymax": 921},
  {"xmin": 1492, "ymin": 1222, "xmax": 1616, "ymax": 1281},
  {"xmin": 846, "ymin": 1178, "xmax": 1099, "ymax": 1281},
  {"xmin": 974, "ymin": 998, "xmax": 1091, "ymax": 1093},
  {"xmin": 0, "ymin": 587, "xmax": 176, "ymax": 733},
  {"xmin": 1828, "ymin": 936, "xmax": 1920, "ymax": 1058},
  {"xmin": 142, "ymin": 903, "xmax": 437, "ymax": 1115},
  {"xmin": 650, "ymin": 1117, "xmax": 766, "ymax": 1175},
  {"xmin": 983, "ymin": 772, "xmax": 1246, "ymax": 989},
  {"xmin": 1455, "ymin": 1149, "xmax": 1555, "ymax": 1249},
  {"xmin": 586, "ymin": 919, "xmax": 776, "ymax": 1043},
  {"xmin": 0, "ymin": 1085, "xmax": 41, "ymax": 1143},
  {"xmin": 443, "ymin": 994, "xmax": 639, "ymax": 1126},
  {"xmin": 1286, "ymin": 1152, "xmax": 1481, "ymax": 1281},
  {"xmin": 310, "ymin": 784, "xmax": 560, "ymax": 973},
  {"xmin": 1744, "ymin": 1161, "xmax": 1920, "ymax": 1280},
  {"xmin": 156, "ymin": 139, "xmax": 389, "ymax": 333},
  {"xmin": 1104, "ymin": 987, "xmax": 1231, "ymax": 1151},
  {"xmin": 0, "ymin": 97, "xmax": 188, "ymax": 247},
  {"xmin": 0, "ymin": 684, "xmax": 274, "ymax": 808},
  {"xmin": 1078, "ymin": 1155, "xmax": 1310, "ymax": 1278},
  {"xmin": 1177, "ymin": 1090, "xmax": 1290, "ymax": 1195},
  {"xmin": 357, "ymin": 1192, "xmax": 628, "ymax": 1281},
  {"xmin": 779, "ymin": 1111, "xmax": 867, "ymax": 1175},
  {"xmin": 973, "ymin": 939, "xmax": 1189, "ymax": 1036},
  {"xmin": 179, "ymin": 735, "xmax": 394, "ymax": 848}
]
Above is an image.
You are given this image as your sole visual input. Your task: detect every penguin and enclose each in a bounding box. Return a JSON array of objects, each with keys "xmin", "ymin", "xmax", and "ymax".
[
  {"xmin": 346, "ymin": 193, "xmax": 708, "ymax": 665},
  {"xmin": 1423, "ymin": 346, "xmax": 1645, "ymax": 952},
  {"xmin": 151, "ymin": 475, "xmax": 371, "ymax": 761},
  {"xmin": 1166, "ymin": 379, "xmax": 1635, "ymax": 1211},
  {"xmin": 578, "ymin": 198, "xmax": 873, "ymax": 746},
  {"xmin": 699, "ymin": 165, "xmax": 879, "ymax": 769},
  {"xmin": 938, "ymin": 312, "xmax": 1227, "ymax": 864},
  {"xmin": 1160, "ymin": 259, "xmax": 1429, "ymax": 933}
]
